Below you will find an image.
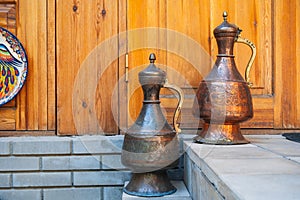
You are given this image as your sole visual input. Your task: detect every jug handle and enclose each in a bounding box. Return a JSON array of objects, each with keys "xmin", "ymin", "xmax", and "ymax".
[
  {"xmin": 163, "ymin": 80, "xmax": 184, "ymax": 133},
  {"xmin": 235, "ymin": 30, "xmax": 257, "ymax": 88}
]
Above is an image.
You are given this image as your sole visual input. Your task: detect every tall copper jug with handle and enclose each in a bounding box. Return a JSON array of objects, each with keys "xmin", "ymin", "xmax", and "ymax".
[
  {"xmin": 193, "ymin": 12, "xmax": 256, "ymax": 144},
  {"xmin": 121, "ymin": 53, "xmax": 184, "ymax": 196}
]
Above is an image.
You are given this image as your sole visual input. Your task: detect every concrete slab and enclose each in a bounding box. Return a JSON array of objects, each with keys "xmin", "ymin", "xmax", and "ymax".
[
  {"xmin": 245, "ymin": 135, "xmax": 285, "ymax": 139},
  {"xmin": 205, "ymin": 157, "xmax": 300, "ymax": 175},
  {"xmin": 184, "ymin": 141, "xmax": 262, "ymax": 159},
  {"xmin": 254, "ymin": 140, "xmax": 300, "ymax": 157},
  {"xmin": 122, "ymin": 181, "xmax": 191, "ymax": 200},
  {"xmin": 184, "ymin": 135, "xmax": 300, "ymax": 200},
  {"xmin": 221, "ymin": 174, "xmax": 300, "ymax": 200},
  {"xmin": 185, "ymin": 142, "xmax": 280, "ymax": 160},
  {"xmin": 288, "ymin": 156, "xmax": 300, "ymax": 164}
]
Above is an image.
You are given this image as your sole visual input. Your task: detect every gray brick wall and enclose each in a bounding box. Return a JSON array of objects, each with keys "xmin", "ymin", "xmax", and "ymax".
[
  {"xmin": 0, "ymin": 190, "xmax": 41, "ymax": 200},
  {"xmin": 0, "ymin": 174, "xmax": 10, "ymax": 188},
  {"xmin": 0, "ymin": 135, "xmax": 130, "ymax": 200},
  {"xmin": 0, "ymin": 141, "xmax": 10, "ymax": 155},
  {"xmin": 13, "ymin": 172, "xmax": 72, "ymax": 187},
  {"xmin": 44, "ymin": 188, "xmax": 101, "ymax": 200},
  {"xmin": 0, "ymin": 157, "xmax": 39, "ymax": 171},
  {"xmin": 0, "ymin": 135, "xmax": 185, "ymax": 200}
]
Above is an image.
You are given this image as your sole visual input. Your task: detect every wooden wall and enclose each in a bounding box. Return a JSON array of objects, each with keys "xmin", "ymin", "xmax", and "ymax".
[
  {"xmin": 56, "ymin": 0, "xmax": 119, "ymax": 135},
  {"xmin": 274, "ymin": 0, "xmax": 300, "ymax": 128},
  {"xmin": 0, "ymin": 0, "xmax": 55, "ymax": 134},
  {"xmin": 0, "ymin": 0, "xmax": 299, "ymax": 135},
  {"xmin": 126, "ymin": 0, "xmax": 275, "ymax": 130}
]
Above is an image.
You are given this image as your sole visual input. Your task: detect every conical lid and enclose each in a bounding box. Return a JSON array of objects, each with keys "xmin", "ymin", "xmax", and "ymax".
[
  {"xmin": 213, "ymin": 12, "xmax": 239, "ymax": 37},
  {"xmin": 138, "ymin": 53, "xmax": 166, "ymax": 85}
]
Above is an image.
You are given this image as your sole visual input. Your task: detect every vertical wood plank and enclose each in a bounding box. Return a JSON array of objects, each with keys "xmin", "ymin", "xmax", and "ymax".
[
  {"xmin": 210, "ymin": 0, "xmax": 272, "ymax": 95},
  {"xmin": 36, "ymin": 0, "xmax": 48, "ymax": 130},
  {"xmin": 17, "ymin": 0, "xmax": 48, "ymax": 130},
  {"xmin": 57, "ymin": 0, "xmax": 98, "ymax": 134},
  {"xmin": 127, "ymin": 0, "xmax": 167, "ymax": 125},
  {"xmin": 275, "ymin": 0, "xmax": 300, "ymax": 128},
  {"xmin": 235, "ymin": 0, "xmax": 272, "ymax": 95},
  {"xmin": 165, "ymin": 0, "xmax": 211, "ymax": 129},
  {"xmin": 297, "ymin": 0, "xmax": 300, "ymax": 127},
  {"xmin": 282, "ymin": 0, "xmax": 297, "ymax": 128},
  {"xmin": 95, "ymin": 0, "xmax": 119, "ymax": 134},
  {"xmin": 47, "ymin": 0, "xmax": 56, "ymax": 130},
  {"xmin": 57, "ymin": 0, "xmax": 119, "ymax": 135},
  {"xmin": 118, "ymin": 0, "xmax": 127, "ymax": 133},
  {"xmin": 15, "ymin": 0, "xmax": 26, "ymax": 130},
  {"xmin": 274, "ymin": 0, "xmax": 283, "ymax": 128},
  {"xmin": 0, "ymin": 3, "xmax": 17, "ymax": 130},
  {"xmin": 166, "ymin": 0, "xmax": 211, "ymax": 86},
  {"xmin": 125, "ymin": 0, "xmax": 277, "ymax": 129}
]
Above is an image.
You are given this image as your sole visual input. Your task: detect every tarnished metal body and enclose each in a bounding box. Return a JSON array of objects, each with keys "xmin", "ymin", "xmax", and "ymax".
[
  {"xmin": 121, "ymin": 53, "xmax": 183, "ymax": 197},
  {"xmin": 193, "ymin": 12, "xmax": 256, "ymax": 145}
]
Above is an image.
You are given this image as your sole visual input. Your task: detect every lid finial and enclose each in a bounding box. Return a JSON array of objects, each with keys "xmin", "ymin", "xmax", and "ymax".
[
  {"xmin": 149, "ymin": 53, "xmax": 156, "ymax": 63},
  {"xmin": 223, "ymin": 11, "xmax": 228, "ymax": 21}
]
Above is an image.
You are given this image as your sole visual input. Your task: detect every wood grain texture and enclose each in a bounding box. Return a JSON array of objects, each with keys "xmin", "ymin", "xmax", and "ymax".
[
  {"xmin": 117, "ymin": 0, "xmax": 127, "ymax": 133},
  {"xmin": 0, "ymin": 3, "xmax": 16, "ymax": 33},
  {"xmin": 0, "ymin": 0, "xmax": 16, "ymax": 3},
  {"xmin": 0, "ymin": 0, "xmax": 53, "ymax": 131},
  {"xmin": 210, "ymin": 0, "xmax": 273, "ymax": 95},
  {"xmin": 0, "ymin": 108, "xmax": 15, "ymax": 130},
  {"xmin": 164, "ymin": 0, "xmax": 211, "ymax": 129},
  {"xmin": 47, "ymin": 0, "xmax": 56, "ymax": 130},
  {"xmin": 274, "ymin": 0, "xmax": 284, "ymax": 128},
  {"xmin": 1, "ymin": 0, "xmax": 300, "ymax": 136},
  {"xmin": 126, "ymin": 0, "xmax": 275, "ymax": 129},
  {"xmin": 17, "ymin": 0, "xmax": 48, "ymax": 130},
  {"xmin": 127, "ymin": 0, "xmax": 167, "ymax": 126},
  {"xmin": 57, "ymin": 0, "xmax": 119, "ymax": 135},
  {"xmin": 274, "ymin": 0, "xmax": 300, "ymax": 128},
  {"xmin": 0, "ymin": 2, "xmax": 16, "ymax": 132}
]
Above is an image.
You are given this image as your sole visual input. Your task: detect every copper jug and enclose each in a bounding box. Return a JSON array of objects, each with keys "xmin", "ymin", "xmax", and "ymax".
[
  {"xmin": 193, "ymin": 12, "xmax": 256, "ymax": 144},
  {"xmin": 121, "ymin": 53, "xmax": 184, "ymax": 197}
]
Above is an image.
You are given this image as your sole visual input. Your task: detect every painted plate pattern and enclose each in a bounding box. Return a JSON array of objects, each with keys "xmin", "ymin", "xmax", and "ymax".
[{"xmin": 0, "ymin": 27, "xmax": 28, "ymax": 106}]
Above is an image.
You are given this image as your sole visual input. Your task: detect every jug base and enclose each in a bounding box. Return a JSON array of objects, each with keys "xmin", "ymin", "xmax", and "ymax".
[
  {"xmin": 124, "ymin": 170, "xmax": 177, "ymax": 197},
  {"xmin": 194, "ymin": 123, "xmax": 249, "ymax": 145}
]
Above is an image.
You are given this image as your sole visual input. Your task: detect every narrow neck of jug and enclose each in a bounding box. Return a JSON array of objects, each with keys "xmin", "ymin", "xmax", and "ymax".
[
  {"xmin": 142, "ymin": 84, "xmax": 161, "ymax": 103},
  {"xmin": 216, "ymin": 36, "xmax": 235, "ymax": 56}
]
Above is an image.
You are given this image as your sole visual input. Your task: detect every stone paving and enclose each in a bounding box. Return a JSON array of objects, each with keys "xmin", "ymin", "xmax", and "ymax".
[
  {"xmin": 184, "ymin": 134, "xmax": 300, "ymax": 200},
  {"xmin": 1, "ymin": 134, "xmax": 299, "ymax": 199}
]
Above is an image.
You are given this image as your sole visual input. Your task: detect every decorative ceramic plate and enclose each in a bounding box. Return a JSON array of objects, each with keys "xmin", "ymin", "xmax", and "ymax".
[{"xmin": 0, "ymin": 27, "xmax": 28, "ymax": 106}]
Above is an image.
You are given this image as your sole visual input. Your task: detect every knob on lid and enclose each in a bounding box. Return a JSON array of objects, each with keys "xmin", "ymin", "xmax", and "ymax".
[
  {"xmin": 213, "ymin": 12, "xmax": 239, "ymax": 37},
  {"xmin": 138, "ymin": 53, "xmax": 166, "ymax": 85}
]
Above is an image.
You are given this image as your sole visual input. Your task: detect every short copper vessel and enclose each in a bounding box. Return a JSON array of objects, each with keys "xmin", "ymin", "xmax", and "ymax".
[
  {"xmin": 121, "ymin": 53, "xmax": 184, "ymax": 197},
  {"xmin": 193, "ymin": 12, "xmax": 256, "ymax": 145}
]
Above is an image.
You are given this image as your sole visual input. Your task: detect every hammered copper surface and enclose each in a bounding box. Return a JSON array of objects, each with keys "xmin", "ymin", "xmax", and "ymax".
[
  {"xmin": 193, "ymin": 12, "xmax": 255, "ymax": 145},
  {"xmin": 124, "ymin": 171, "xmax": 177, "ymax": 197},
  {"xmin": 121, "ymin": 53, "xmax": 183, "ymax": 197}
]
